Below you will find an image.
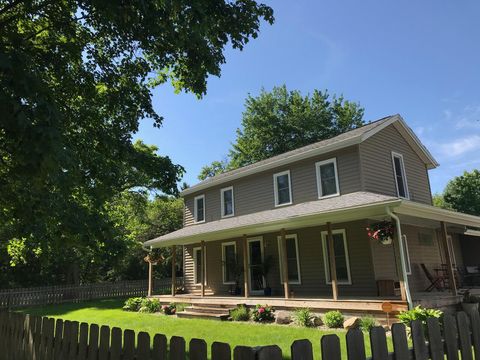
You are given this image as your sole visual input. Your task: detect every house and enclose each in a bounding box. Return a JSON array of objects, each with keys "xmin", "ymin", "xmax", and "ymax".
[{"xmin": 144, "ymin": 114, "xmax": 480, "ymax": 319}]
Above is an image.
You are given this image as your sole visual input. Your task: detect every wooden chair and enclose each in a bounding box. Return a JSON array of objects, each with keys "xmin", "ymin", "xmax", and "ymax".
[{"xmin": 420, "ymin": 263, "xmax": 445, "ymax": 292}]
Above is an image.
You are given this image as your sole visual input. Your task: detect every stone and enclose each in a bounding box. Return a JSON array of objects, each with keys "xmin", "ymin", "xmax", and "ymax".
[
  {"xmin": 275, "ymin": 310, "xmax": 292, "ymax": 324},
  {"xmin": 343, "ymin": 316, "xmax": 361, "ymax": 330}
]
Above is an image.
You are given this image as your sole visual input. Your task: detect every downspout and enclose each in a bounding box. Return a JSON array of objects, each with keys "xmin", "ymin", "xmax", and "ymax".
[{"xmin": 386, "ymin": 206, "xmax": 413, "ymax": 309}]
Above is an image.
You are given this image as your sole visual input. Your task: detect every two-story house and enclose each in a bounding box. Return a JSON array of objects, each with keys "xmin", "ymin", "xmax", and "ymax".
[{"xmin": 144, "ymin": 114, "xmax": 480, "ymax": 319}]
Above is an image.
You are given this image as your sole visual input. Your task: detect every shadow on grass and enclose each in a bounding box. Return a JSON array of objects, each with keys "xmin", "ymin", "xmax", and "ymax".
[{"xmin": 17, "ymin": 298, "xmax": 127, "ymax": 317}]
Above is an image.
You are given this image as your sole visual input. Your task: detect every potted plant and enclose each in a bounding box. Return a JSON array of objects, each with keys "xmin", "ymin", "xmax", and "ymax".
[
  {"xmin": 461, "ymin": 290, "xmax": 480, "ymax": 315},
  {"xmin": 366, "ymin": 221, "xmax": 394, "ymax": 245},
  {"xmin": 260, "ymin": 256, "xmax": 274, "ymax": 296}
]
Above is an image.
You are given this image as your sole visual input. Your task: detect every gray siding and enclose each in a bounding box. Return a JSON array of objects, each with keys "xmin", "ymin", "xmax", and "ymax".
[
  {"xmin": 184, "ymin": 146, "xmax": 361, "ymax": 226},
  {"xmin": 359, "ymin": 124, "xmax": 432, "ymax": 204}
]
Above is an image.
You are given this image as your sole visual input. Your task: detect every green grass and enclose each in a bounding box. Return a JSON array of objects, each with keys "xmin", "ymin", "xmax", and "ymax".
[{"xmin": 19, "ymin": 299, "xmax": 392, "ymax": 359}]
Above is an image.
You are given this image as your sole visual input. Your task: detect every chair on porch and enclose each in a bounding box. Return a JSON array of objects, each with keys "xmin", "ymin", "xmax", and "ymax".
[{"xmin": 420, "ymin": 263, "xmax": 445, "ymax": 292}]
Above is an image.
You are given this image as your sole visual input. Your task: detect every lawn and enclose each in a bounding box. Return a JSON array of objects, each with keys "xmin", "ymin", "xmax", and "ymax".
[{"xmin": 19, "ymin": 299, "xmax": 392, "ymax": 359}]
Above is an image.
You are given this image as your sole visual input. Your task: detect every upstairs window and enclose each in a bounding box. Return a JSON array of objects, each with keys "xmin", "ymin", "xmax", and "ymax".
[
  {"xmin": 194, "ymin": 195, "xmax": 205, "ymax": 223},
  {"xmin": 273, "ymin": 170, "xmax": 292, "ymax": 206},
  {"xmin": 391, "ymin": 152, "xmax": 409, "ymax": 199},
  {"xmin": 221, "ymin": 187, "xmax": 234, "ymax": 218},
  {"xmin": 316, "ymin": 158, "xmax": 340, "ymax": 198}
]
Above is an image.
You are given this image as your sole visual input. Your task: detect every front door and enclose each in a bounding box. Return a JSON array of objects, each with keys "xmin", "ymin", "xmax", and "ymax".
[{"xmin": 248, "ymin": 237, "xmax": 265, "ymax": 294}]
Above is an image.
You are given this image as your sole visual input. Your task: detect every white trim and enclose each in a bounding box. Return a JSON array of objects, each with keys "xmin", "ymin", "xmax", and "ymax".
[
  {"xmin": 391, "ymin": 152, "xmax": 410, "ymax": 200},
  {"xmin": 277, "ymin": 234, "xmax": 301, "ymax": 284},
  {"xmin": 321, "ymin": 229, "xmax": 352, "ymax": 285},
  {"xmin": 193, "ymin": 195, "xmax": 206, "ymax": 223},
  {"xmin": 446, "ymin": 235, "xmax": 457, "ymax": 266},
  {"xmin": 221, "ymin": 241, "xmax": 237, "ymax": 285},
  {"xmin": 315, "ymin": 158, "xmax": 340, "ymax": 199},
  {"xmin": 220, "ymin": 186, "xmax": 235, "ymax": 218},
  {"xmin": 193, "ymin": 247, "xmax": 204, "ymax": 285},
  {"xmin": 247, "ymin": 236, "xmax": 265, "ymax": 294},
  {"xmin": 402, "ymin": 234, "xmax": 412, "ymax": 275},
  {"xmin": 273, "ymin": 170, "xmax": 293, "ymax": 207}
]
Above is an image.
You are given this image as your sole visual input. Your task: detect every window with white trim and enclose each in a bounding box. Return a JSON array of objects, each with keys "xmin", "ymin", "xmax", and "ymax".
[
  {"xmin": 221, "ymin": 187, "xmax": 234, "ymax": 218},
  {"xmin": 194, "ymin": 195, "xmax": 205, "ymax": 223},
  {"xmin": 273, "ymin": 170, "xmax": 292, "ymax": 206},
  {"xmin": 321, "ymin": 229, "xmax": 352, "ymax": 284},
  {"xmin": 277, "ymin": 234, "xmax": 301, "ymax": 284},
  {"xmin": 316, "ymin": 158, "xmax": 340, "ymax": 198},
  {"xmin": 193, "ymin": 247, "xmax": 203, "ymax": 284},
  {"xmin": 222, "ymin": 242, "xmax": 237, "ymax": 284},
  {"xmin": 392, "ymin": 152, "xmax": 409, "ymax": 199},
  {"xmin": 402, "ymin": 234, "xmax": 412, "ymax": 275}
]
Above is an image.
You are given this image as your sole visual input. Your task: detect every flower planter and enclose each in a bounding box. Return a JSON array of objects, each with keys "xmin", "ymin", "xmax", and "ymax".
[{"xmin": 380, "ymin": 236, "xmax": 393, "ymax": 245}]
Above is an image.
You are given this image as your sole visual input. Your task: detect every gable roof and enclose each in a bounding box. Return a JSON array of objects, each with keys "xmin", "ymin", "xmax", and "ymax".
[{"xmin": 181, "ymin": 114, "xmax": 438, "ymax": 196}]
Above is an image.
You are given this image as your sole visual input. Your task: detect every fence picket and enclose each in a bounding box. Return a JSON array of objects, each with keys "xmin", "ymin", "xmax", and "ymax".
[
  {"xmin": 469, "ymin": 311, "xmax": 480, "ymax": 360},
  {"xmin": 457, "ymin": 312, "xmax": 473, "ymax": 360},
  {"xmin": 190, "ymin": 338, "xmax": 207, "ymax": 360},
  {"xmin": 42, "ymin": 318, "xmax": 55, "ymax": 360},
  {"xmin": 152, "ymin": 334, "xmax": 168, "ymax": 360},
  {"xmin": 411, "ymin": 320, "xmax": 428, "ymax": 360},
  {"xmin": 137, "ymin": 332, "xmax": 151, "ymax": 359},
  {"xmin": 233, "ymin": 346, "xmax": 255, "ymax": 360},
  {"xmin": 87, "ymin": 323, "xmax": 99, "ymax": 360},
  {"xmin": 391, "ymin": 323, "xmax": 409, "ymax": 360},
  {"xmin": 256, "ymin": 345, "xmax": 282, "ymax": 360},
  {"xmin": 123, "ymin": 329, "xmax": 136, "ymax": 360},
  {"xmin": 170, "ymin": 336, "xmax": 186, "ymax": 360},
  {"xmin": 110, "ymin": 327, "xmax": 122, "ymax": 360},
  {"xmin": 426, "ymin": 318, "xmax": 444, "ymax": 360},
  {"xmin": 370, "ymin": 326, "xmax": 388, "ymax": 360},
  {"xmin": 68, "ymin": 321, "xmax": 80, "ymax": 359},
  {"xmin": 291, "ymin": 339, "xmax": 313, "ymax": 360},
  {"xmin": 443, "ymin": 314, "xmax": 459, "ymax": 360},
  {"xmin": 212, "ymin": 342, "xmax": 231, "ymax": 360},
  {"xmin": 77, "ymin": 322, "xmax": 89, "ymax": 360},
  {"xmin": 346, "ymin": 329, "xmax": 366, "ymax": 360},
  {"xmin": 321, "ymin": 334, "xmax": 341, "ymax": 360},
  {"xmin": 98, "ymin": 325, "xmax": 110, "ymax": 360},
  {"xmin": 53, "ymin": 319, "xmax": 64, "ymax": 360}
]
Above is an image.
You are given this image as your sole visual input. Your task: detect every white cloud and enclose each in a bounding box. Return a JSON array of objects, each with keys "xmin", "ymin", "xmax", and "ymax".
[
  {"xmin": 440, "ymin": 135, "xmax": 480, "ymax": 157},
  {"xmin": 455, "ymin": 104, "xmax": 480, "ymax": 129}
]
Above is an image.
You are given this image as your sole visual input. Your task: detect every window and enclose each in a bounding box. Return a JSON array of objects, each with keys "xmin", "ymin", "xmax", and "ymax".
[
  {"xmin": 221, "ymin": 187, "xmax": 234, "ymax": 218},
  {"xmin": 194, "ymin": 195, "xmax": 205, "ymax": 223},
  {"xmin": 277, "ymin": 234, "xmax": 301, "ymax": 284},
  {"xmin": 193, "ymin": 247, "xmax": 204, "ymax": 284},
  {"xmin": 273, "ymin": 170, "xmax": 292, "ymax": 206},
  {"xmin": 321, "ymin": 229, "xmax": 352, "ymax": 284},
  {"xmin": 222, "ymin": 242, "xmax": 237, "ymax": 284},
  {"xmin": 402, "ymin": 235, "xmax": 412, "ymax": 275},
  {"xmin": 391, "ymin": 152, "xmax": 409, "ymax": 199},
  {"xmin": 316, "ymin": 158, "xmax": 340, "ymax": 198}
]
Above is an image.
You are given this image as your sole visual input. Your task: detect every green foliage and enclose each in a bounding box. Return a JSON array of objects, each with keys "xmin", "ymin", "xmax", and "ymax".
[
  {"xmin": 397, "ymin": 306, "xmax": 443, "ymax": 328},
  {"xmin": 432, "ymin": 193, "xmax": 450, "ymax": 209},
  {"xmin": 0, "ymin": 0, "xmax": 273, "ymax": 288},
  {"xmin": 292, "ymin": 308, "xmax": 315, "ymax": 327},
  {"xmin": 139, "ymin": 298, "xmax": 161, "ymax": 313},
  {"xmin": 122, "ymin": 297, "xmax": 144, "ymax": 312},
  {"xmin": 198, "ymin": 85, "xmax": 364, "ymax": 179},
  {"xmin": 230, "ymin": 305, "xmax": 251, "ymax": 321},
  {"xmin": 173, "ymin": 303, "xmax": 189, "ymax": 313},
  {"xmin": 252, "ymin": 304, "xmax": 275, "ymax": 322},
  {"xmin": 359, "ymin": 316, "xmax": 378, "ymax": 332},
  {"xmin": 323, "ymin": 311, "xmax": 344, "ymax": 328},
  {"xmin": 443, "ymin": 169, "xmax": 480, "ymax": 216}
]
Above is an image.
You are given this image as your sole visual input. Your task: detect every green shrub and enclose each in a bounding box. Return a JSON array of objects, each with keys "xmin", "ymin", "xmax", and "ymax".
[
  {"xmin": 252, "ymin": 304, "xmax": 275, "ymax": 322},
  {"xmin": 230, "ymin": 305, "xmax": 250, "ymax": 321},
  {"xmin": 122, "ymin": 297, "xmax": 144, "ymax": 312},
  {"xmin": 139, "ymin": 298, "xmax": 161, "ymax": 313},
  {"xmin": 173, "ymin": 303, "xmax": 189, "ymax": 312},
  {"xmin": 397, "ymin": 306, "xmax": 442, "ymax": 328},
  {"xmin": 293, "ymin": 308, "xmax": 315, "ymax": 327},
  {"xmin": 161, "ymin": 303, "xmax": 176, "ymax": 315},
  {"xmin": 323, "ymin": 310, "xmax": 344, "ymax": 328},
  {"xmin": 359, "ymin": 316, "xmax": 378, "ymax": 332}
]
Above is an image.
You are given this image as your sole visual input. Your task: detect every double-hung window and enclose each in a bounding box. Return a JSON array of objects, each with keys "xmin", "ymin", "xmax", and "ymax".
[
  {"xmin": 222, "ymin": 242, "xmax": 237, "ymax": 284},
  {"xmin": 194, "ymin": 195, "xmax": 205, "ymax": 223},
  {"xmin": 221, "ymin": 187, "xmax": 234, "ymax": 218},
  {"xmin": 316, "ymin": 158, "xmax": 340, "ymax": 198},
  {"xmin": 321, "ymin": 229, "xmax": 352, "ymax": 284},
  {"xmin": 391, "ymin": 152, "xmax": 409, "ymax": 199},
  {"xmin": 193, "ymin": 247, "xmax": 204, "ymax": 284},
  {"xmin": 273, "ymin": 170, "xmax": 292, "ymax": 206},
  {"xmin": 277, "ymin": 234, "xmax": 301, "ymax": 284}
]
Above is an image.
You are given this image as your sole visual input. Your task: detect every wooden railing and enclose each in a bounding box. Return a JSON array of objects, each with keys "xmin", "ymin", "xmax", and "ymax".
[
  {"xmin": 1, "ymin": 310, "xmax": 480, "ymax": 359},
  {"xmin": 0, "ymin": 278, "xmax": 183, "ymax": 309}
]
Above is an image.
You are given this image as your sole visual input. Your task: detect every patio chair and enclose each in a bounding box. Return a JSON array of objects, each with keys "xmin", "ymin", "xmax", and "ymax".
[{"xmin": 420, "ymin": 263, "xmax": 445, "ymax": 292}]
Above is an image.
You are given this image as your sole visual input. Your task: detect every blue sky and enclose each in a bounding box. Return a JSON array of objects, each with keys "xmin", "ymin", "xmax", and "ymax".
[{"xmin": 135, "ymin": 1, "xmax": 480, "ymax": 194}]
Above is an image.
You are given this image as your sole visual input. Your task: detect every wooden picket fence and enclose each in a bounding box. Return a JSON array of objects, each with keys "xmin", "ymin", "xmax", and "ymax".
[
  {"xmin": 0, "ymin": 278, "xmax": 182, "ymax": 309},
  {"xmin": 1, "ymin": 309, "xmax": 480, "ymax": 360}
]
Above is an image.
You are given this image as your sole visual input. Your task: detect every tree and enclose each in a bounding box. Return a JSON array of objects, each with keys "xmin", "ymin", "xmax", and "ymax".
[
  {"xmin": 432, "ymin": 193, "xmax": 450, "ymax": 209},
  {"xmin": 198, "ymin": 160, "xmax": 229, "ymax": 181},
  {"xmin": 199, "ymin": 85, "xmax": 364, "ymax": 178},
  {"xmin": 443, "ymin": 169, "xmax": 480, "ymax": 216},
  {"xmin": 0, "ymin": 0, "xmax": 273, "ymax": 286}
]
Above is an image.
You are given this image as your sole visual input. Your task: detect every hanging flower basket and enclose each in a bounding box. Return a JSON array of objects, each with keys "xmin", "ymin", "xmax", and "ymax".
[{"xmin": 366, "ymin": 221, "xmax": 394, "ymax": 245}]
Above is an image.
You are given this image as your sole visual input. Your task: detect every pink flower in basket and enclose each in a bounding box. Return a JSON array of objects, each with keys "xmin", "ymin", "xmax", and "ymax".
[{"xmin": 258, "ymin": 307, "xmax": 265, "ymax": 313}]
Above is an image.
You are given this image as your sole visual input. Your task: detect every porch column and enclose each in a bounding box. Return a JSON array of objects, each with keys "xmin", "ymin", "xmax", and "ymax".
[
  {"xmin": 201, "ymin": 241, "xmax": 206, "ymax": 298},
  {"xmin": 280, "ymin": 228, "xmax": 290, "ymax": 299},
  {"xmin": 243, "ymin": 235, "xmax": 249, "ymax": 298},
  {"xmin": 327, "ymin": 222, "xmax": 338, "ymax": 301},
  {"xmin": 440, "ymin": 221, "xmax": 457, "ymax": 296},
  {"xmin": 148, "ymin": 260, "xmax": 153, "ymax": 297},
  {"xmin": 171, "ymin": 245, "xmax": 176, "ymax": 296}
]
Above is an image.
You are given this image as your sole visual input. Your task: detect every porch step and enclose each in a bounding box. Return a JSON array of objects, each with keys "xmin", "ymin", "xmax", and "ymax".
[
  {"xmin": 177, "ymin": 311, "xmax": 230, "ymax": 321},
  {"xmin": 185, "ymin": 306, "xmax": 232, "ymax": 315},
  {"xmin": 176, "ymin": 304, "xmax": 234, "ymax": 321}
]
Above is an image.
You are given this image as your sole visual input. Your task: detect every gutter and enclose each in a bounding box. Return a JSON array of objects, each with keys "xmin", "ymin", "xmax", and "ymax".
[{"xmin": 386, "ymin": 206, "xmax": 413, "ymax": 309}]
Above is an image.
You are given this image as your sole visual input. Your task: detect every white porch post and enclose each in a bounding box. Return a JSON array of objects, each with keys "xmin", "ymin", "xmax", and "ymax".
[
  {"xmin": 281, "ymin": 228, "xmax": 290, "ymax": 299},
  {"xmin": 440, "ymin": 221, "xmax": 458, "ymax": 296},
  {"xmin": 148, "ymin": 260, "xmax": 153, "ymax": 297},
  {"xmin": 171, "ymin": 245, "xmax": 176, "ymax": 296},
  {"xmin": 201, "ymin": 240, "xmax": 206, "ymax": 298},
  {"xmin": 327, "ymin": 222, "xmax": 338, "ymax": 301},
  {"xmin": 243, "ymin": 234, "xmax": 249, "ymax": 298}
]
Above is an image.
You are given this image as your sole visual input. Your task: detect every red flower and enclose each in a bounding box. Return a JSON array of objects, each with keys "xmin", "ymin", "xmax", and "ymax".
[{"xmin": 258, "ymin": 307, "xmax": 265, "ymax": 313}]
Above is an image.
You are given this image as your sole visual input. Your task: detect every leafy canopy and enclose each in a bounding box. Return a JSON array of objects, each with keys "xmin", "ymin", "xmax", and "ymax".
[
  {"xmin": 199, "ymin": 85, "xmax": 364, "ymax": 180},
  {"xmin": 443, "ymin": 169, "xmax": 480, "ymax": 216}
]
